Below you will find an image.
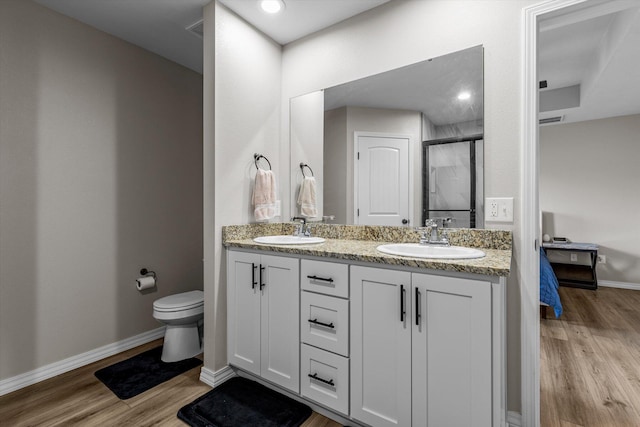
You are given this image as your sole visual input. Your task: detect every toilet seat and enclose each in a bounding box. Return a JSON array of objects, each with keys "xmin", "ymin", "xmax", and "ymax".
[{"xmin": 153, "ymin": 290, "xmax": 203, "ymax": 312}]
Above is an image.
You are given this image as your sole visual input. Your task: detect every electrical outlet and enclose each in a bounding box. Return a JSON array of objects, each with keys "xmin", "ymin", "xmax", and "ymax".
[
  {"xmin": 570, "ymin": 253, "xmax": 578, "ymax": 262},
  {"xmin": 489, "ymin": 200, "xmax": 498, "ymax": 218},
  {"xmin": 485, "ymin": 197, "xmax": 514, "ymax": 223},
  {"xmin": 597, "ymin": 255, "xmax": 606, "ymax": 264}
]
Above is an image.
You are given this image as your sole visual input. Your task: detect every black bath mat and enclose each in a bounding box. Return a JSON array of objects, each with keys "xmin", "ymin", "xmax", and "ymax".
[
  {"xmin": 177, "ymin": 377, "xmax": 312, "ymax": 427},
  {"xmin": 95, "ymin": 346, "xmax": 202, "ymax": 400}
]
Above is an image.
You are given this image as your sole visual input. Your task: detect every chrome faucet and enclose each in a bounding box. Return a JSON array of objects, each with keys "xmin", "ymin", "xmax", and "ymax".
[
  {"xmin": 439, "ymin": 217, "xmax": 453, "ymax": 228},
  {"xmin": 421, "ymin": 219, "xmax": 450, "ymax": 246},
  {"xmin": 291, "ymin": 216, "xmax": 311, "ymax": 237}
]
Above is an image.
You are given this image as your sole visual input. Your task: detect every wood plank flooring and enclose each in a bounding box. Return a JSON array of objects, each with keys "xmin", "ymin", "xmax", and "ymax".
[
  {"xmin": 541, "ymin": 286, "xmax": 640, "ymax": 427},
  {"xmin": 14, "ymin": 286, "xmax": 640, "ymax": 427},
  {"xmin": 0, "ymin": 339, "xmax": 340, "ymax": 427}
]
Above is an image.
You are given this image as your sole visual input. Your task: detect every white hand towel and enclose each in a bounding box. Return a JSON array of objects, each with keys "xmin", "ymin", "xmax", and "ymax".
[
  {"xmin": 253, "ymin": 169, "xmax": 277, "ymax": 221},
  {"xmin": 297, "ymin": 176, "xmax": 317, "ymax": 218}
]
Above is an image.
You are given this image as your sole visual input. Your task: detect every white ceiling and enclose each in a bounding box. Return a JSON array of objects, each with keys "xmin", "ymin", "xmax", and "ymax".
[
  {"xmin": 35, "ymin": 0, "xmax": 390, "ymax": 73},
  {"xmin": 324, "ymin": 46, "xmax": 483, "ymax": 126},
  {"xmin": 218, "ymin": 0, "xmax": 390, "ymax": 45},
  {"xmin": 538, "ymin": 1, "xmax": 640, "ymax": 124}
]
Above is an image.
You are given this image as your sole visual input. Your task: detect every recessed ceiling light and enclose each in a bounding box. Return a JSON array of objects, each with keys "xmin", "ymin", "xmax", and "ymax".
[
  {"xmin": 260, "ymin": 0, "xmax": 285, "ymax": 14},
  {"xmin": 457, "ymin": 91, "xmax": 471, "ymax": 101}
]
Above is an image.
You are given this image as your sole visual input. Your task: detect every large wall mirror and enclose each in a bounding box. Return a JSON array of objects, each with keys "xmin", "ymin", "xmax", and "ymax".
[{"xmin": 290, "ymin": 45, "xmax": 484, "ymax": 228}]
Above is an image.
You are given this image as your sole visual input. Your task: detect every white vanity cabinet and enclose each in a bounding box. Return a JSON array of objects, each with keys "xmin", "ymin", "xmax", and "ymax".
[
  {"xmin": 227, "ymin": 250, "xmax": 300, "ymax": 393},
  {"xmin": 299, "ymin": 259, "xmax": 350, "ymax": 415},
  {"xmin": 411, "ymin": 272, "xmax": 493, "ymax": 427},
  {"xmin": 226, "ymin": 243, "xmax": 507, "ymax": 427},
  {"xmin": 351, "ymin": 265, "xmax": 500, "ymax": 427},
  {"xmin": 350, "ymin": 266, "xmax": 412, "ymax": 427}
]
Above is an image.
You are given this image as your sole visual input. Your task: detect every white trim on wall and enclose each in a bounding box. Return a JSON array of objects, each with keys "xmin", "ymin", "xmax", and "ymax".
[
  {"xmin": 0, "ymin": 327, "xmax": 165, "ymax": 397},
  {"xmin": 199, "ymin": 365, "xmax": 235, "ymax": 388},
  {"xmin": 599, "ymin": 280, "xmax": 640, "ymax": 291},
  {"xmin": 508, "ymin": 410, "xmax": 523, "ymax": 427},
  {"xmin": 521, "ymin": 1, "xmax": 588, "ymax": 426}
]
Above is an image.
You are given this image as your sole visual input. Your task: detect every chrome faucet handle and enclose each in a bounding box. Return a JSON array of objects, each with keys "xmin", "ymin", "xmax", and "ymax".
[
  {"xmin": 416, "ymin": 227, "xmax": 430, "ymax": 245},
  {"xmin": 424, "ymin": 219, "xmax": 437, "ymax": 228},
  {"xmin": 302, "ymin": 224, "xmax": 312, "ymax": 237},
  {"xmin": 293, "ymin": 224, "xmax": 302, "ymax": 236}
]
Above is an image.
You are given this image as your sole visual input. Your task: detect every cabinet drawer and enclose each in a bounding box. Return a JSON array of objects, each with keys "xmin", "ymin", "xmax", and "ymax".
[
  {"xmin": 301, "ymin": 259, "xmax": 348, "ymax": 298},
  {"xmin": 301, "ymin": 344, "xmax": 349, "ymax": 415},
  {"xmin": 301, "ymin": 292, "xmax": 349, "ymax": 356}
]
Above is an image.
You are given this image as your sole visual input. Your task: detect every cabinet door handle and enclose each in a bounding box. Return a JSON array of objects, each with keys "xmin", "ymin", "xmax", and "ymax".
[
  {"xmin": 400, "ymin": 284, "xmax": 406, "ymax": 322},
  {"xmin": 251, "ymin": 263, "xmax": 257, "ymax": 289},
  {"xmin": 259, "ymin": 264, "xmax": 265, "ymax": 290},
  {"xmin": 415, "ymin": 287, "xmax": 421, "ymax": 326},
  {"xmin": 308, "ymin": 372, "xmax": 335, "ymax": 387},
  {"xmin": 306, "ymin": 275, "xmax": 334, "ymax": 283},
  {"xmin": 307, "ymin": 318, "xmax": 335, "ymax": 329}
]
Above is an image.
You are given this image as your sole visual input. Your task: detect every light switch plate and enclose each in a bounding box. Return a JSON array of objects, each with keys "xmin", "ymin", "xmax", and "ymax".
[{"xmin": 485, "ymin": 197, "xmax": 514, "ymax": 223}]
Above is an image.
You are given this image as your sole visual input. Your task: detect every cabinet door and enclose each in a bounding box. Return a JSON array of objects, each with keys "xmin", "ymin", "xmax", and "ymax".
[
  {"xmin": 351, "ymin": 266, "xmax": 411, "ymax": 427},
  {"xmin": 412, "ymin": 273, "xmax": 492, "ymax": 427},
  {"xmin": 260, "ymin": 254, "xmax": 300, "ymax": 393},
  {"xmin": 227, "ymin": 251, "xmax": 261, "ymax": 376}
]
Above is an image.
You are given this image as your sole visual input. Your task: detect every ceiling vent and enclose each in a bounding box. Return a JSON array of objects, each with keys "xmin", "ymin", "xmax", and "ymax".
[
  {"xmin": 186, "ymin": 19, "xmax": 203, "ymax": 39},
  {"xmin": 539, "ymin": 115, "xmax": 564, "ymax": 125}
]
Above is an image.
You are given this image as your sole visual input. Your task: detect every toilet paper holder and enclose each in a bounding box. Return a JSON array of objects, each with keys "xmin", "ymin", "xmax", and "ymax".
[{"xmin": 140, "ymin": 268, "xmax": 156, "ymax": 279}]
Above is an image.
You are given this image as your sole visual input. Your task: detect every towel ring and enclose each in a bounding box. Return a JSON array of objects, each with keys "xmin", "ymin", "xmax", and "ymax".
[
  {"xmin": 254, "ymin": 153, "xmax": 272, "ymax": 170},
  {"xmin": 300, "ymin": 163, "xmax": 314, "ymax": 177}
]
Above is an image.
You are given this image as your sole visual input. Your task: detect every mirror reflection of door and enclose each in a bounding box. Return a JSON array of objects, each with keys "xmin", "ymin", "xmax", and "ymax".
[
  {"xmin": 422, "ymin": 134, "xmax": 484, "ymax": 228},
  {"xmin": 355, "ymin": 133, "xmax": 411, "ymax": 226}
]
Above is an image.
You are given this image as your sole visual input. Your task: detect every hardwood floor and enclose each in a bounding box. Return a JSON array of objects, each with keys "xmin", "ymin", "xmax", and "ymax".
[
  {"xmin": 0, "ymin": 339, "xmax": 340, "ymax": 427},
  {"xmin": 541, "ymin": 286, "xmax": 640, "ymax": 427}
]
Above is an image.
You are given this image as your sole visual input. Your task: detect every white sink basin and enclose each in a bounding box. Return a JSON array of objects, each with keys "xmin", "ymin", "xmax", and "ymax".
[
  {"xmin": 376, "ymin": 243, "xmax": 485, "ymax": 259},
  {"xmin": 253, "ymin": 235, "xmax": 326, "ymax": 245}
]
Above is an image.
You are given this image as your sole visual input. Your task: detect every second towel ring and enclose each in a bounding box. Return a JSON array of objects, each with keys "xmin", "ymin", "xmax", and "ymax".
[
  {"xmin": 254, "ymin": 153, "xmax": 272, "ymax": 170},
  {"xmin": 300, "ymin": 163, "xmax": 314, "ymax": 177}
]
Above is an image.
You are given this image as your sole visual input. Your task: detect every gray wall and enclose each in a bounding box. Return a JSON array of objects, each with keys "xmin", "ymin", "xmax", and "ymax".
[
  {"xmin": 540, "ymin": 114, "xmax": 640, "ymax": 285},
  {"xmin": 324, "ymin": 106, "xmax": 422, "ymax": 224},
  {"xmin": 324, "ymin": 108, "xmax": 348, "ymax": 224},
  {"xmin": 0, "ymin": 0, "xmax": 203, "ymax": 380},
  {"xmin": 203, "ymin": 2, "xmax": 283, "ymax": 373}
]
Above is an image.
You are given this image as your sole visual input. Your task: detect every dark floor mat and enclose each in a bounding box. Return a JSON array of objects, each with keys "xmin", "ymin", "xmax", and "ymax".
[
  {"xmin": 177, "ymin": 376, "xmax": 312, "ymax": 427},
  {"xmin": 95, "ymin": 346, "xmax": 202, "ymax": 400}
]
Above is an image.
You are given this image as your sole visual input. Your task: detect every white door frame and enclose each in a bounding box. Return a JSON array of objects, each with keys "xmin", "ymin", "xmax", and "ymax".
[
  {"xmin": 520, "ymin": 1, "xmax": 588, "ymax": 426},
  {"xmin": 353, "ymin": 131, "xmax": 414, "ymax": 226}
]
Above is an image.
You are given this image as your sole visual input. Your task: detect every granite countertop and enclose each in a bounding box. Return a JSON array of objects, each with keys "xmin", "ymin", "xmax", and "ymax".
[{"xmin": 223, "ymin": 223, "xmax": 512, "ymax": 277}]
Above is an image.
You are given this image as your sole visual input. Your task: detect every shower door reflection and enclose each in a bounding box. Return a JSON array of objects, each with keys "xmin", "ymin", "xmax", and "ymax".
[{"xmin": 422, "ymin": 134, "xmax": 484, "ymax": 228}]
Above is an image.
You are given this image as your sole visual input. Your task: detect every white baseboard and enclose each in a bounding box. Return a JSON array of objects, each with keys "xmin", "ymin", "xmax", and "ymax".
[
  {"xmin": 0, "ymin": 326, "xmax": 165, "ymax": 397},
  {"xmin": 199, "ymin": 365, "xmax": 235, "ymax": 388},
  {"xmin": 507, "ymin": 411, "xmax": 522, "ymax": 427},
  {"xmin": 599, "ymin": 280, "xmax": 640, "ymax": 291}
]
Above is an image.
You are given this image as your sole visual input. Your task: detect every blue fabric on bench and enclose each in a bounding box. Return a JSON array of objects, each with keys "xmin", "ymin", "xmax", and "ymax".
[{"xmin": 540, "ymin": 248, "xmax": 562, "ymax": 318}]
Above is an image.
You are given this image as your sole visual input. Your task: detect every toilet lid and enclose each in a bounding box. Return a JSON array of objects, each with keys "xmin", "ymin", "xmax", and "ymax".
[{"xmin": 154, "ymin": 290, "xmax": 203, "ymax": 312}]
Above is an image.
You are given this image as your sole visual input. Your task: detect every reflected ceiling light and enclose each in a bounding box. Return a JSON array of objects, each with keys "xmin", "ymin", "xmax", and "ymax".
[
  {"xmin": 261, "ymin": 0, "xmax": 285, "ymax": 14},
  {"xmin": 457, "ymin": 91, "xmax": 471, "ymax": 101}
]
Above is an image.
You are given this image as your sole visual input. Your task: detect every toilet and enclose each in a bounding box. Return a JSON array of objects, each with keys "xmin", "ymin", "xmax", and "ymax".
[{"xmin": 153, "ymin": 290, "xmax": 204, "ymax": 362}]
